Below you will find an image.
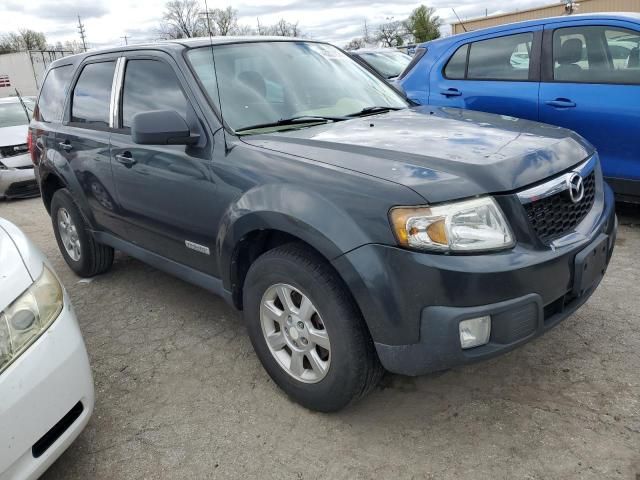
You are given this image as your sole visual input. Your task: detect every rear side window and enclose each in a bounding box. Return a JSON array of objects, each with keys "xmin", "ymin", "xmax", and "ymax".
[
  {"xmin": 121, "ymin": 60, "xmax": 188, "ymax": 130},
  {"xmin": 71, "ymin": 61, "xmax": 116, "ymax": 127},
  {"xmin": 444, "ymin": 45, "xmax": 468, "ymax": 79},
  {"xmin": 467, "ymin": 33, "xmax": 533, "ymax": 80},
  {"xmin": 36, "ymin": 65, "xmax": 73, "ymax": 123}
]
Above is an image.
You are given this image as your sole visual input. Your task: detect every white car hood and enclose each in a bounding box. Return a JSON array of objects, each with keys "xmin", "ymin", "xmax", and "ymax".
[
  {"xmin": 0, "ymin": 125, "xmax": 28, "ymax": 148},
  {"xmin": 0, "ymin": 219, "xmax": 44, "ymax": 312}
]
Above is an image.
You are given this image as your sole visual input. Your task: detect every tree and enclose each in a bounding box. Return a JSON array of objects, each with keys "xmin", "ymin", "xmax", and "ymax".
[
  {"xmin": 158, "ymin": 0, "xmax": 205, "ymax": 39},
  {"xmin": 405, "ymin": 5, "xmax": 441, "ymax": 43},
  {"xmin": 0, "ymin": 29, "xmax": 47, "ymax": 53},
  {"xmin": 212, "ymin": 7, "xmax": 239, "ymax": 36},
  {"xmin": 376, "ymin": 18, "xmax": 406, "ymax": 47},
  {"xmin": 344, "ymin": 38, "xmax": 365, "ymax": 50},
  {"xmin": 255, "ymin": 18, "xmax": 303, "ymax": 37}
]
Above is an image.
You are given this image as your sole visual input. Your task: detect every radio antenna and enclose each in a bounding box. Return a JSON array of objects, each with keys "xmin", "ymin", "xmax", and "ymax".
[
  {"xmin": 203, "ymin": 0, "xmax": 228, "ymax": 152},
  {"xmin": 452, "ymin": 8, "xmax": 467, "ymax": 33}
]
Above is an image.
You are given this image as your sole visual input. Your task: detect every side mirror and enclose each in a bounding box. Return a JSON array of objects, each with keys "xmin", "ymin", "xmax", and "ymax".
[{"xmin": 131, "ymin": 110, "xmax": 200, "ymax": 145}]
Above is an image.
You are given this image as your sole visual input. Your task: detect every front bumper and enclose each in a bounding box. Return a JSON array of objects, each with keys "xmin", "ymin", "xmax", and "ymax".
[
  {"xmin": 333, "ymin": 184, "xmax": 617, "ymax": 376},
  {"xmin": 0, "ymin": 164, "xmax": 38, "ymax": 199},
  {"xmin": 0, "ymin": 298, "xmax": 94, "ymax": 480}
]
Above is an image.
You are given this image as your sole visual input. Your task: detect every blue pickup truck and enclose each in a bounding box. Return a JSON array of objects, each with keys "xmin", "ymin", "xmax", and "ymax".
[{"xmin": 399, "ymin": 13, "xmax": 640, "ymax": 202}]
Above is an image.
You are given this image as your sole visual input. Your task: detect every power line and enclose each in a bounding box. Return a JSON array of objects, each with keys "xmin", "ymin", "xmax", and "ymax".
[{"xmin": 77, "ymin": 15, "xmax": 87, "ymax": 52}]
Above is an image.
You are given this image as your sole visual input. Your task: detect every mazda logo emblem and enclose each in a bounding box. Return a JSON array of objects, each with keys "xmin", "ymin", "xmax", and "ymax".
[{"xmin": 567, "ymin": 173, "xmax": 585, "ymax": 203}]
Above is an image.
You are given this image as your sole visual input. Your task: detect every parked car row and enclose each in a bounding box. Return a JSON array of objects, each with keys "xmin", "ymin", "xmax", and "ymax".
[
  {"xmin": 28, "ymin": 35, "xmax": 615, "ymax": 414},
  {"xmin": 398, "ymin": 13, "xmax": 640, "ymax": 203}
]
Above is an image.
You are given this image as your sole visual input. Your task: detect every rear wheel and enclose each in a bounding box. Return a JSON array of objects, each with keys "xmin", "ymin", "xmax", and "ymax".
[
  {"xmin": 243, "ymin": 243, "xmax": 383, "ymax": 412},
  {"xmin": 51, "ymin": 188, "xmax": 114, "ymax": 277}
]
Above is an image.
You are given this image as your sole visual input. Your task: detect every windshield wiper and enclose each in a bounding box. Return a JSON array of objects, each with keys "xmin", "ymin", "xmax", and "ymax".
[
  {"xmin": 235, "ymin": 115, "xmax": 347, "ymax": 133},
  {"xmin": 346, "ymin": 106, "xmax": 403, "ymax": 117}
]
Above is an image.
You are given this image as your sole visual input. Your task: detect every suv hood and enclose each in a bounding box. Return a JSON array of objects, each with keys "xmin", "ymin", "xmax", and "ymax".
[{"xmin": 242, "ymin": 106, "xmax": 593, "ymax": 203}]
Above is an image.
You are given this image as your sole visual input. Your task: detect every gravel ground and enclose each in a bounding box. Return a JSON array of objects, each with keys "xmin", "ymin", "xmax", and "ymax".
[{"xmin": 1, "ymin": 197, "xmax": 639, "ymax": 480}]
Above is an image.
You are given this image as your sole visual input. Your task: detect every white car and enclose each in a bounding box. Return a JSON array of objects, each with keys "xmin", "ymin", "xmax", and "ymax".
[
  {"xmin": 0, "ymin": 97, "xmax": 39, "ymax": 200},
  {"xmin": 0, "ymin": 218, "xmax": 94, "ymax": 480}
]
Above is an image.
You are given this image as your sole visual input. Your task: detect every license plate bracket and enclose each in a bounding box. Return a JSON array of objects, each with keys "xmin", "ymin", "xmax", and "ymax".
[{"xmin": 573, "ymin": 234, "xmax": 609, "ymax": 297}]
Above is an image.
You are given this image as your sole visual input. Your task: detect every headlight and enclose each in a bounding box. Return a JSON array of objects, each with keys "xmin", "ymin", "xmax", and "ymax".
[
  {"xmin": 0, "ymin": 265, "xmax": 63, "ymax": 374},
  {"xmin": 389, "ymin": 197, "xmax": 515, "ymax": 252}
]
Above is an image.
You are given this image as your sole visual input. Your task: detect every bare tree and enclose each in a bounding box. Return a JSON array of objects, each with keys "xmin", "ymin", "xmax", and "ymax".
[
  {"xmin": 212, "ymin": 6, "xmax": 239, "ymax": 36},
  {"xmin": 159, "ymin": 0, "xmax": 205, "ymax": 39},
  {"xmin": 0, "ymin": 29, "xmax": 47, "ymax": 53},
  {"xmin": 267, "ymin": 19, "xmax": 302, "ymax": 37},
  {"xmin": 376, "ymin": 17, "xmax": 407, "ymax": 47},
  {"xmin": 344, "ymin": 38, "xmax": 365, "ymax": 50}
]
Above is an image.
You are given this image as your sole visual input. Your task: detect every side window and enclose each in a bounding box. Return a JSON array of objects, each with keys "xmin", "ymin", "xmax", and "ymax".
[
  {"xmin": 121, "ymin": 60, "xmax": 188, "ymax": 130},
  {"xmin": 553, "ymin": 26, "xmax": 640, "ymax": 84},
  {"xmin": 36, "ymin": 65, "xmax": 73, "ymax": 123},
  {"xmin": 71, "ymin": 61, "xmax": 116, "ymax": 127},
  {"xmin": 444, "ymin": 44, "xmax": 468, "ymax": 79},
  {"xmin": 467, "ymin": 33, "xmax": 533, "ymax": 80}
]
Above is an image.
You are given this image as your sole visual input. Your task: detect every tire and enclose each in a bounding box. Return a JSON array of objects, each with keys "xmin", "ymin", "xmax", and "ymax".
[
  {"xmin": 50, "ymin": 188, "xmax": 114, "ymax": 277},
  {"xmin": 243, "ymin": 243, "xmax": 383, "ymax": 412}
]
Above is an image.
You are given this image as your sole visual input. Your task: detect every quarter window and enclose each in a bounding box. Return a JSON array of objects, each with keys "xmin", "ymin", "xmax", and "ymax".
[
  {"xmin": 553, "ymin": 26, "xmax": 640, "ymax": 84},
  {"xmin": 71, "ymin": 61, "xmax": 116, "ymax": 127},
  {"xmin": 121, "ymin": 60, "xmax": 188, "ymax": 130},
  {"xmin": 36, "ymin": 65, "xmax": 73, "ymax": 123}
]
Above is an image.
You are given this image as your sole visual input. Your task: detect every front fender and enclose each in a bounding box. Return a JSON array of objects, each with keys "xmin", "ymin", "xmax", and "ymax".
[{"xmin": 217, "ymin": 184, "xmax": 374, "ymax": 290}]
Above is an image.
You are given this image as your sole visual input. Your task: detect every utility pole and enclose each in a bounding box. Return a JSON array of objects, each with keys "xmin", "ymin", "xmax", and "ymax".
[
  {"xmin": 200, "ymin": 9, "xmax": 215, "ymax": 36},
  {"xmin": 77, "ymin": 15, "xmax": 87, "ymax": 52},
  {"xmin": 121, "ymin": 35, "xmax": 129, "ymax": 46}
]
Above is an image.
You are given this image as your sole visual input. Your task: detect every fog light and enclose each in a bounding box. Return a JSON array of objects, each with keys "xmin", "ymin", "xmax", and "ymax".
[{"xmin": 459, "ymin": 316, "xmax": 491, "ymax": 349}]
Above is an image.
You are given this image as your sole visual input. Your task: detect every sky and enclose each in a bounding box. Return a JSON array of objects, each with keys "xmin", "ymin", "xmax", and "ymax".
[{"xmin": 0, "ymin": 0, "xmax": 552, "ymax": 49}]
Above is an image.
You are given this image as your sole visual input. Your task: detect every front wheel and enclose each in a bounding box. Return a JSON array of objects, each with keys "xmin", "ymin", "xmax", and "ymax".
[{"xmin": 243, "ymin": 243, "xmax": 383, "ymax": 412}]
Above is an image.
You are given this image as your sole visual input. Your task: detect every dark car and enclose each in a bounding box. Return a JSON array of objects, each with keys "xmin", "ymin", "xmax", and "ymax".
[
  {"xmin": 349, "ymin": 48, "xmax": 413, "ymax": 80},
  {"xmin": 29, "ymin": 38, "xmax": 616, "ymax": 412},
  {"xmin": 398, "ymin": 13, "xmax": 640, "ymax": 203}
]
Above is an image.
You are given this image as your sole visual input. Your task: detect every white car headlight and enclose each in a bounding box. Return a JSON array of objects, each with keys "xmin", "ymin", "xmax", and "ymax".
[
  {"xmin": 0, "ymin": 265, "xmax": 64, "ymax": 374},
  {"xmin": 389, "ymin": 197, "xmax": 515, "ymax": 252}
]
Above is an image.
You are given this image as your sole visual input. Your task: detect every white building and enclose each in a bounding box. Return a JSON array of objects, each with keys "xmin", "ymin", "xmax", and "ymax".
[{"xmin": 0, "ymin": 50, "xmax": 71, "ymax": 98}]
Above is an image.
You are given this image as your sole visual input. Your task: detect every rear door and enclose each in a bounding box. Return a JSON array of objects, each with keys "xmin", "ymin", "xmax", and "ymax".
[
  {"xmin": 539, "ymin": 20, "xmax": 640, "ymax": 196},
  {"xmin": 429, "ymin": 28, "xmax": 542, "ymax": 121},
  {"xmin": 56, "ymin": 57, "xmax": 120, "ymax": 233},
  {"xmin": 109, "ymin": 51, "xmax": 217, "ymax": 273}
]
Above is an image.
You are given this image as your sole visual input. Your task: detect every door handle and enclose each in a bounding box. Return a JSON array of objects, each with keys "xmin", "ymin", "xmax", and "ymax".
[
  {"xmin": 58, "ymin": 141, "xmax": 73, "ymax": 152},
  {"xmin": 545, "ymin": 99, "xmax": 576, "ymax": 108},
  {"xmin": 115, "ymin": 152, "xmax": 137, "ymax": 167},
  {"xmin": 440, "ymin": 88, "xmax": 462, "ymax": 97}
]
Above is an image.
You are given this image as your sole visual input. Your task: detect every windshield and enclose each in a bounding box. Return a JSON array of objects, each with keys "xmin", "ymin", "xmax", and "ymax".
[
  {"xmin": 0, "ymin": 100, "xmax": 33, "ymax": 128},
  {"xmin": 187, "ymin": 41, "xmax": 408, "ymax": 133},
  {"xmin": 357, "ymin": 51, "xmax": 413, "ymax": 79}
]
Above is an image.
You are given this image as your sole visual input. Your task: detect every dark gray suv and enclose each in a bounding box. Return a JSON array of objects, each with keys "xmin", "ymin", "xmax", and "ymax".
[{"xmin": 29, "ymin": 38, "xmax": 617, "ymax": 412}]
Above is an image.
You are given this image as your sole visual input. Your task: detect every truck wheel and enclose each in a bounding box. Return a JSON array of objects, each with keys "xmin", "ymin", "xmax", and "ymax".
[
  {"xmin": 243, "ymin": 243, "xmax": 383, "ymax": 412},
  {"xmin": 50, "ymin": 188, "xmax": 114, "ymax": 277}
]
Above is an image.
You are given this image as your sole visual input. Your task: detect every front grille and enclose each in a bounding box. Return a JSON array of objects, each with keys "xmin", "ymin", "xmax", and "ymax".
[
  {"xmin": 524, "ymin": 171, "xmax": 596, "ymax": 243},
  {"xmin": 0, "ymin": 143, "xmax": 28, "ymax": 158}
]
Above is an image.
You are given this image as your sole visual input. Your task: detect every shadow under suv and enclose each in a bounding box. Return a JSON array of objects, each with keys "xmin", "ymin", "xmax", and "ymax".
[{"xmin": 29, "ymin": 38, "xmax": 617, "ymax": 412}]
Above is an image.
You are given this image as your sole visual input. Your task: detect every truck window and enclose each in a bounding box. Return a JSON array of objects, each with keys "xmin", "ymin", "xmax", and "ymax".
[
  {"xmin": 36, "ymin": 65, "xmax": 73, "ymax": 123},
  {"xmin": 71, "ymin": 61, "xmax": 116, "ymax": 127}
]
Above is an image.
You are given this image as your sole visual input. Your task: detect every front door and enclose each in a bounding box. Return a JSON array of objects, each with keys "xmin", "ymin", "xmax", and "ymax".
[
  {"xmin": 539, "ymin": 20, "xmax": 640, "ymax": 195},
  {"xmin": 429, "ymin": 29, "xmax": 542, "ymax": 122},
  {"xmin": 109, "ymin": 53, "xmax": 219, "ymax": 274}
]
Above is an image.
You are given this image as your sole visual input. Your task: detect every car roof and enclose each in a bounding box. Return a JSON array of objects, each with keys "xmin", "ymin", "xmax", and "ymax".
[
  {"xmin": 48, "ymin": 36, "xmax": 328, "ymax": 70},
  {"xmin": 422, "ymin": 12, "xmax": 640, "ymax": 47}
]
